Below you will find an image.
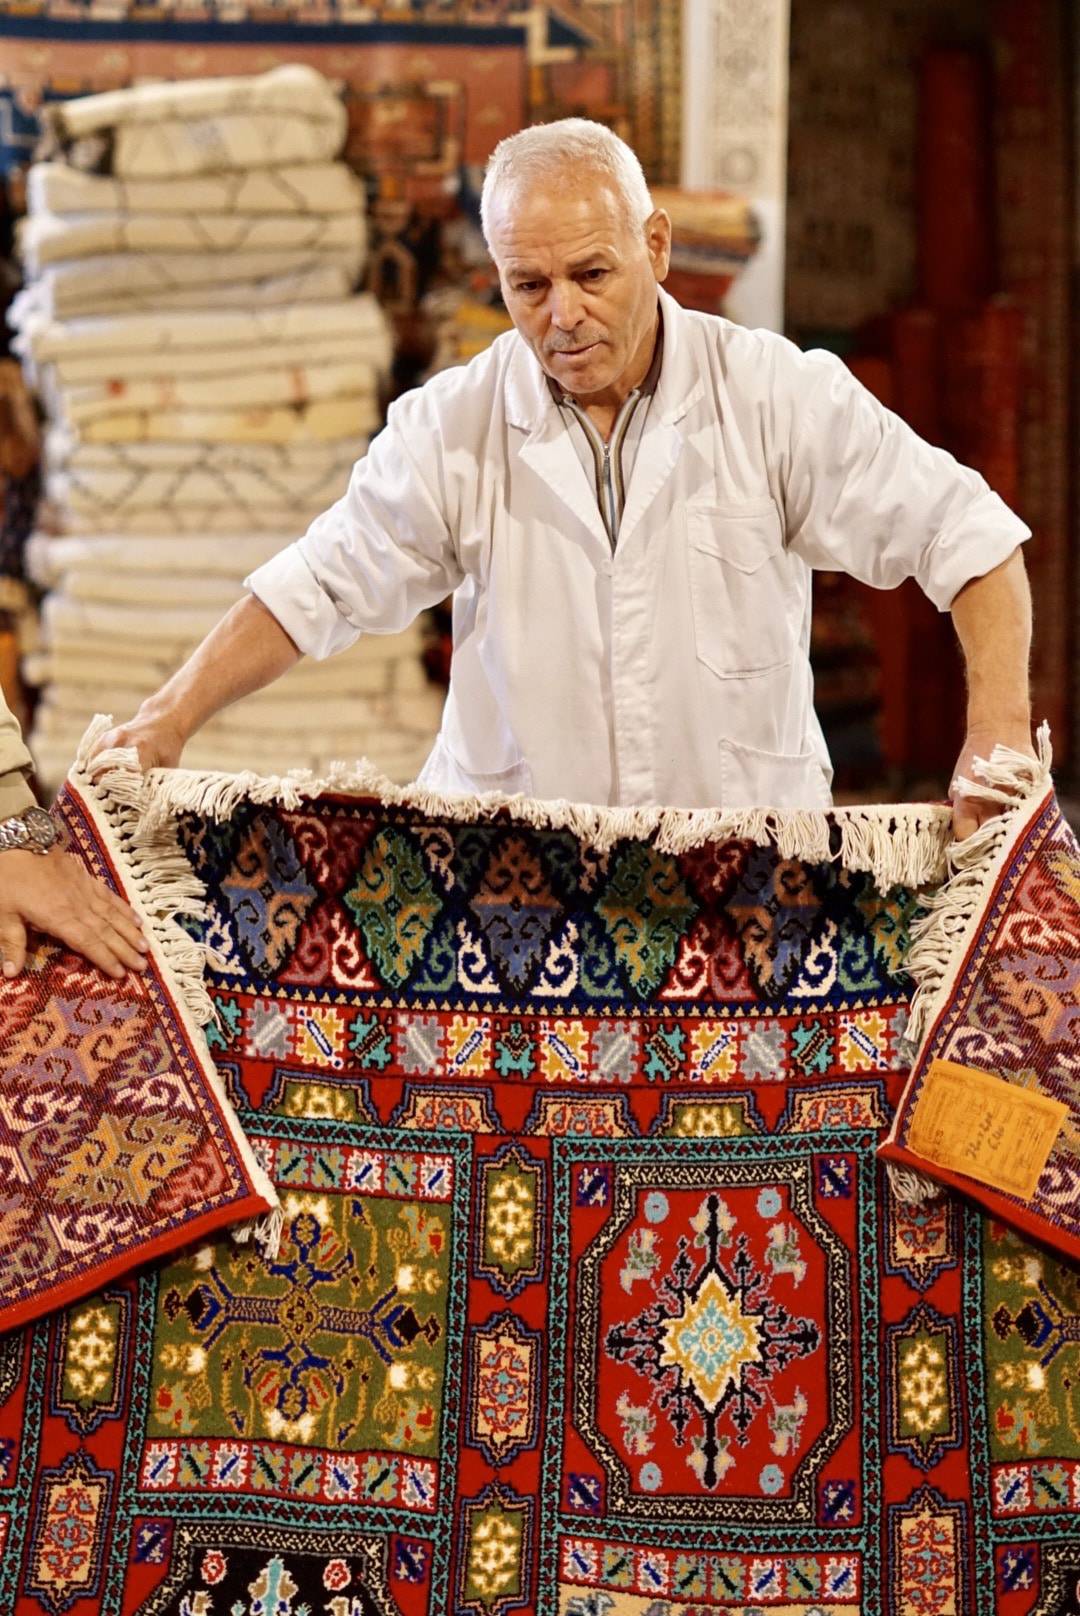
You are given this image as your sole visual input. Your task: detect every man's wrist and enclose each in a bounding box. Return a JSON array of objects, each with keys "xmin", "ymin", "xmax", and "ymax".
[
  {"xmin": 0, "ymin": 805, "xmax": 59, "ymax": 855},
  {"xmin": 965, "ymin": 708, "xmax": 1032, "ymax": 737},
  {"xmin": 135, "ymin": 692, "xmax": 192, "ymax": 743},
  {"xmin": 965, "ymin": 723, "xmax": 1033, "ymax": 748}
]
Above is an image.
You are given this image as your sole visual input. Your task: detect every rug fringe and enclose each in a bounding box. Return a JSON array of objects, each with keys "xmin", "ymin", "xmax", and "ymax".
[
  {"xmin": 128, "ymin": 745, "xmax": 955, "ymax": 892},
  {"xmin": 72, "ymin": 716, "xmax": 281, "ymax": 1242},
  {"xmin": 230, "ymin": 1141, "xmax": 284, "ymax": 1260},
  {"xmin": 75, "ymin": 715, "xmax": 217, "ymax": 1030},
  {"xmin": 887, "ymin": 722, "xmax": 1053, "ymax": 1204}
]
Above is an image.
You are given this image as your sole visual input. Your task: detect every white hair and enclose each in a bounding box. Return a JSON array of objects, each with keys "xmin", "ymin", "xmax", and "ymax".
[{"xmin": 480, "ymin": 118, "xmax": 653, "ymax": 246}]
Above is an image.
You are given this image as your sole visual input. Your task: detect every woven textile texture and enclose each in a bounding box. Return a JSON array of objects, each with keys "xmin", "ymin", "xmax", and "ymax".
[
  {"xmin": 2, "ymin": 764, "xmax": 1080, "ymax": 1614},
  {"xmin": 882, "ymin": 785, "xmax": 1080, "ymax": 1259},
  {"xmin": 0, "ymin": 777, "xmax": 276, "ymax": 1334}
]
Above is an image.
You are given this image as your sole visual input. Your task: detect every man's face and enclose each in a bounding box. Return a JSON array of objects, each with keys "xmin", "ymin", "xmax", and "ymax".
[{"xmin": 487, "ymin": 173, "xmax": 671, "ymax": 402}]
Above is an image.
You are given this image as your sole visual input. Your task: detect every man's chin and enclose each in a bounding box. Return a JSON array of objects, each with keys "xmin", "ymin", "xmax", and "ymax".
[{"xmin": 549, "ymin": 349, "xmax": 611, "ymax": 393}]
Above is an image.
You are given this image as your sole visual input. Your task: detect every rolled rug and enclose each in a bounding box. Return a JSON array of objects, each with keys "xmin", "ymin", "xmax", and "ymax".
[
  {"xmin": 37, "ymin": 334, "xmax": 364, "ymax": 386},
  {"xmin": 72, "ymin": 396, "xmax": 379, "ymax": 447},
  {"xmin": 39, "ymin": 64, "xmax": 347, "ymax": 179},
  {"xmin": 26, "ymin": 159, "xmax": 364, "ymax": 217},
  {"xmin": 11, "ymin": 296, "xmax": 391, "ymax": 366},
  {"xmin": 16, "ymin": 247, "xmax": 366, "ymax": 321},
  {"xmin": 19, "ymin": 209, "xmax": 366, "ymax": 271},
  {"xmin": 9, "ymin": 264, "xmax": 358, "ymax": 327}
]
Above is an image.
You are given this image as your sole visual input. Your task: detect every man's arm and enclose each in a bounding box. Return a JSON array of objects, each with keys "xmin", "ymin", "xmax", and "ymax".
[
  {"xmin": 948, "ymin": 546, "xmax": 1034, "ymax": 839},
  {"xmin": 96, "ymin": 372, "xmax": 469, "ymax": 770},
  {"xmin": 93, "ymin": 594, "xmax": 301, "ymax": 767},
  {"xmin": 782, "ymin": 349, "xmax": 1035, "ymax": 836}
]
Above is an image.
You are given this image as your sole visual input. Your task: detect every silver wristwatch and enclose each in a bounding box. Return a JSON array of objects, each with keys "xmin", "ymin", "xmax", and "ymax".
[{"xmin": 0, "ymin": 805, "xmax": 59, "ymax": 855}]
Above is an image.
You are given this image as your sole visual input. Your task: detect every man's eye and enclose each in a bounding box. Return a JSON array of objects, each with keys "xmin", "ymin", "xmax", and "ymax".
[
  {"xmin": 515, "ymin": 282, "xmax": 542, "ymax": 295},
  {"xmin": 583, "ymin": 268, "xmax": 608, "ymax": 282}
]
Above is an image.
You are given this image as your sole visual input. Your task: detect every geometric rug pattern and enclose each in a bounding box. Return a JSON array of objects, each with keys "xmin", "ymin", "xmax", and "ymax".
[
  {"xmin": 1, "ymin": 790, "xmax": 1079, "ymax": 1614},
  {"xmin": 0, "ymin": 780, "xmax": 277, "ymax": 1335}
]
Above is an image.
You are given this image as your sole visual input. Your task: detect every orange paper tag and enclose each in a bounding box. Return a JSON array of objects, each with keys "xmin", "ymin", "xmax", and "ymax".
[{"xmin": 907, "ymin": 1059, "xmax": 1067, "ymax": 1200}]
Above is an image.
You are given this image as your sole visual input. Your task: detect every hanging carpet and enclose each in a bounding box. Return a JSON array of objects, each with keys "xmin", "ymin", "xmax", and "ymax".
[
  {"xmin": 882, "ymin": 744, "xmax": 1080, "ymax": 1260},
  {"xmin": 0, "ymin": 728, "xmax": 1078, "ymax": 1615}
]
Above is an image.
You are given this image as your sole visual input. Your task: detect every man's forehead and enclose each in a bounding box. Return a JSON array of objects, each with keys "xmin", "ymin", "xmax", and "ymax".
[
  {"xmin": 497, "ymin": 228, "xmax": 620, "ymax": 273},
  {"xmin": 490, "ymin": 204, "xmax": 627, "ymax": 275},
  {"xmin": 489, "ymin": 176, "xmax": 626, "ymax": 245}
]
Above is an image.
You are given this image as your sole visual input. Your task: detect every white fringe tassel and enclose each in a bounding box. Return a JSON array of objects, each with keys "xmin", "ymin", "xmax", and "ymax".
[
  {"xmin": 73, "ymin": 716, "xmax": 282, "ymax": 1256},
  {"xmin": 120, "ymin": 750, "xmax": 955, "ymax": 892},
  {"xmin": 230, "ymin": 1142, "xmax": 284, "ymax": 1260},
  {"xmin": 75, "ymin": 715, "xmax": 217, "ymax": 1030},
  {"xmin": 887, "ymin": 722, "xmax": 1053, "ymax": 1205}
]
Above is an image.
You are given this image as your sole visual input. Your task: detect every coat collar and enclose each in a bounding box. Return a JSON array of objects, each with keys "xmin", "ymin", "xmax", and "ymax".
[{"xmin": 502, "ymin": 284, "xmax": 706, "ymax": 433}]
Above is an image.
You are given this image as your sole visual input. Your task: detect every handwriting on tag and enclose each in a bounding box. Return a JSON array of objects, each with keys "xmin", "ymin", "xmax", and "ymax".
[{"xmin": 907, "ymin": 1059, "xmax": 1067, "ymax": 1200}]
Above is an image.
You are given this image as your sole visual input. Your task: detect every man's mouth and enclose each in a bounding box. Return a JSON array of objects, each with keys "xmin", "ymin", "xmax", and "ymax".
[{"xmin": 553, "ymin": 342, "xmax": 599, "ymax": 358}]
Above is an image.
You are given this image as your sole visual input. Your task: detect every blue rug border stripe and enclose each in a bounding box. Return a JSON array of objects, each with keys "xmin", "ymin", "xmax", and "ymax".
[{"xmin": 0, "ymin": 15, "xmax": 527, "ymax": 46}]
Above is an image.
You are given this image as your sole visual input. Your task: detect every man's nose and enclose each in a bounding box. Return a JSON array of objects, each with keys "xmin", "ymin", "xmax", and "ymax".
[{"xmin": 549, "ymin": 279, "xmax": 585, "ymax": 329}]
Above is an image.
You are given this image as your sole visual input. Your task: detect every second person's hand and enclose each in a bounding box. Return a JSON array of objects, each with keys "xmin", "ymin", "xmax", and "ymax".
[{"xmin": 0, "ymin": 846, "xmax": 149, "ymax": 980}]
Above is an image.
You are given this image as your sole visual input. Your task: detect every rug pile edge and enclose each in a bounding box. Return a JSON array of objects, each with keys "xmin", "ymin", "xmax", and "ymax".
[
  {"xmin": 880, "ymin": 723, "xmax": 1055, "ymax": 1206},
  {"xmin": 69, "ymin": 716, "xmax": 281, "ymax": 1247},
  {"xmin": 79, "ymin": 713, "xmax": 956, "ymax": 889}
]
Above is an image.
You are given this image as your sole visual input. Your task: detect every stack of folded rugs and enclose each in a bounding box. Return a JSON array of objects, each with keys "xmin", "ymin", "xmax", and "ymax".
[{"xmin": 9, "ymin": 65, "xmax": 445, "ymax": 784}]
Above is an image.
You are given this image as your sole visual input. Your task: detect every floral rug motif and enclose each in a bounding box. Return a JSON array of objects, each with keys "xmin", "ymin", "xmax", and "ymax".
[
  {"xmin": 882, "ymin": 785, "xmax": 1080, "ymax": 1260},
  {"xmin": 0, "ymin": 777, "xmax": 276, "ymax": 1333},
  {"xmin": 1, "ymin": 766, "xmax": 1079, "ymax": 1615}
]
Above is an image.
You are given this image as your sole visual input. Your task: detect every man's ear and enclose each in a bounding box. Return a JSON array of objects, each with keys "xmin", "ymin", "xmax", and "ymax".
[{"xmin": 646, "ymin": 208, "xmax": 672, "ymax": 282}]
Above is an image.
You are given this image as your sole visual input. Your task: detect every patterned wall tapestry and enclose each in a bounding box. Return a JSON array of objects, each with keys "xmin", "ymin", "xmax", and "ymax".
[
  {"xmin": 681, "ymin": 0, "xmax": 790, "ymax": 329},
  {"xmin": 785, "ymin": 0, "xmax": 1075, "ymax": 787},
  {"xmin": 785, "ymin": 0, "xmax": 989, "ymax": 336},
  {"xmin": 0, "ymin": 3, "xmax": 682, "ymax": 197}
]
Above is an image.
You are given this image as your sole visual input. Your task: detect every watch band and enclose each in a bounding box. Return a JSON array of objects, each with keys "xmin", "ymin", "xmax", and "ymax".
[{"xmin": 0, "ymin": 805, "xmax": 59, "ymax": 855}]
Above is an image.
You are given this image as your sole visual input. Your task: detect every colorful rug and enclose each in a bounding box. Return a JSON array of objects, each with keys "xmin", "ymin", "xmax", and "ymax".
[
  {"xmin": 2, "ymin": 741, "xmax": 1080, "ymax": 1614},
  {"xmin": 882, "ymin": 738, "xmax": 1080, "ymax": 1261},
  {"xmin": 0, "ymin": 773, "xmax": 277, "ymax": 1336}
]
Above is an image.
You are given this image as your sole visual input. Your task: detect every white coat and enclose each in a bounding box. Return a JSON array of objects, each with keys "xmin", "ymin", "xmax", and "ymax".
[{"xmin": 248, "ymin": 286, "xmax": 1030, "ymax": 808}]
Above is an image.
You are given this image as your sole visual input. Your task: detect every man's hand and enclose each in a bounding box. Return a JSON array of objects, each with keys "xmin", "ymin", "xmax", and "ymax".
[
  {"xmin": 90, "ymin": 710, "xmax": 187, "ymax": 772},
  {"xmin": 950, "ymin": 722, "xmax": 1037, "ymax": 841},
  {"xmin": 0, "ymin": 846, "xmax": 150, "ymax": 980}
]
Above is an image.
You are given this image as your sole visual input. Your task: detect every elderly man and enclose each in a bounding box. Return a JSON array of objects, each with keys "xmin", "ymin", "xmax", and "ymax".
[
  {"xmin": 0, "ymin": 686, "xmax": 147, "ymax": 978},
  {"xmin": 97, "ymin": 119, "xmax": 1033, "ymax": 837}
]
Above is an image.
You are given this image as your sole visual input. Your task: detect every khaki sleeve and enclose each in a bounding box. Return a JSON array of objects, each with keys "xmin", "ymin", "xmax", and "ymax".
[{"xmin": 0, "ymin": 686, "xmax": 35, "ymax": 817}]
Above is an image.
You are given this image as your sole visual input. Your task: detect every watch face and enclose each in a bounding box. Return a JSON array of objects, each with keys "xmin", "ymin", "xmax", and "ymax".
[{"xmin": 22, "ymin": 808, "xmax": 58, "ymax": 850}]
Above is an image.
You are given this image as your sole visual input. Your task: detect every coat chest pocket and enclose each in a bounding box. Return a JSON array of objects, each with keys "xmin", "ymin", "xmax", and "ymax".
[{"xmin": 687, "ymin": 503, "xmax": 791, "ymax": 678}]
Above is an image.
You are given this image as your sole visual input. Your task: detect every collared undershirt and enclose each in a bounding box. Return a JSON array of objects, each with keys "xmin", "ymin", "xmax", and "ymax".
[{"xmin": 546, "ymin": 312, "xmax": 664, "ymax": 553}]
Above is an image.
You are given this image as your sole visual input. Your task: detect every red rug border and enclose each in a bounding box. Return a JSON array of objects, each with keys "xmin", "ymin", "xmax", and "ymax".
[
  {"xmin": 876, "ymin": 1138, "xmax": 1080, "ymax": 1263},
  {"xmin": 0, "ymin": 1189, "xmax": 272, "ymax": 1334},
  {"xmin": 62, "ymin": 773, "xmax": 277, "ymax": 1200}
]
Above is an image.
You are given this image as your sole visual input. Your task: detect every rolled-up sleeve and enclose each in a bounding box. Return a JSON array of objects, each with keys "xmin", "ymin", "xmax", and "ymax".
[
  {"xmin": 783, "ymin": 350, "xmax": 1031, "ymax": 610},
  {"xmin": 245, "ymin": 385, "xmax": 466, "ymax": 660},
  {"xmin": 0, "ymin": 689, "xmax": 35, "ymax": 816}
]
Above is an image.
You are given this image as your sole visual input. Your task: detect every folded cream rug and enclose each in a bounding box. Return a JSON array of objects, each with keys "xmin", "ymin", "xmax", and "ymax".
[{"xmin": 26, "ymin": 159, "xmax": 364, "ymax": 217}]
